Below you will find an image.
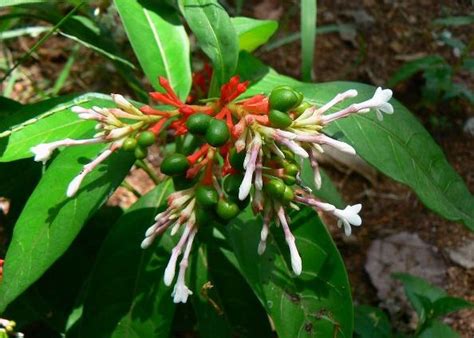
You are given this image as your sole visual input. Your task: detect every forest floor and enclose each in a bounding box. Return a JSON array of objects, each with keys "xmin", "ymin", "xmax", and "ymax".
[{"xmin": 2, "ymin": 0, "xmax": 473, "ymax": 336}]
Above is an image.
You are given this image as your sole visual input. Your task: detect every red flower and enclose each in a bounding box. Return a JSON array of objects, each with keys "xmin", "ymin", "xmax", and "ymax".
[{"xmin": 219, "ymin": 76, "xmax": 249, "ymax": 106}]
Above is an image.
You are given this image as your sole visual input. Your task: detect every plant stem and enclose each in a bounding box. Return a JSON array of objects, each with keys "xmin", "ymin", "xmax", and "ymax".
[{"xmin": 136, "ymin": 159, "xmax": 161, "ymax": 185}]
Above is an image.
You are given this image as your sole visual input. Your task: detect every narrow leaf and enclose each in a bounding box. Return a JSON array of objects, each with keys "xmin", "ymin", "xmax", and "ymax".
[
  {"xmin": 115, "ymin": 0, "xmax": 192, "ymax": 99},
  {"xmin": 301, "ymin": 0, "xmax": 316, "ymax": 81},
  {"xmin": 181, "ymin": 0, "xmax": 239, "ymax": 95}
]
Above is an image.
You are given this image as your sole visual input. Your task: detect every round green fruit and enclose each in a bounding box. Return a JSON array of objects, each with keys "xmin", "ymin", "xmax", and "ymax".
[
  {"xmin": 216, "ymin": 199, "xmax": 240, "ymax": 221},
  {"xmin": 269, "ymin": 86, "xmax": 301, "ymax": 112},
  {"xmin": 282, "ymin": 175, "xmax": 296, "ymax": 186},
  {"xmin": 186, "ymin": 113, "xmax": 212, "ymax": 135},
  {"xmin": 137, "ymin": 131, "xmax": 156, "ymax": 147},
  {"xmin": 269, "ymin": 109, "xmax": 293, "ymax": 129},
  {"xmin": 282, "ymin": 186, "xmax": 294, "ymax": 204},
  {"xmin": 205, "ymin": 119, "xmax": 230, "ymax": 147},
  {"xmin": 284, "ymin": 163, "xmax": 299, "ymax": 177},
  {"xmin": 264, "ymin": 178, "xmax": 285, "ymax": 199},
  {"xmin": 134, "ymin": 146, "xmax": 147, "ymax": 159},
  {"xmin": 229, "ymin": 148, "xmax": 246, "ymax": 170},
  {"xmin": 122, "ymin": 137, "xmax": 137, "ymax": 151},
  {"xmin": 195, "ymin": 185, "xmax": 219, "ymax": 208},
  {"xmin": 160, "ymin": 153, "xmax": 190, "ymax": 176},
  {"xmin": 195, "ymin": 206, "xmax": 211, "ymax": 226}
]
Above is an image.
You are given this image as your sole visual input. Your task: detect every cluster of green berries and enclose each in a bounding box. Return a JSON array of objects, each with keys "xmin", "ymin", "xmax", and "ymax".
[
  {"xmin": 186, "ymin": 114, "xmax": 230, "ymax": 147},
  {"xmin": 121, "ymin": 131, "xmax": 156, "ymax": 159},
  {"xmin": 268, "ymin": 85, "xmax": 311, "ymax": 128}
]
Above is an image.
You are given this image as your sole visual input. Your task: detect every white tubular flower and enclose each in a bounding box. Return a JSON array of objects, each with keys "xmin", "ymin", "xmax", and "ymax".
[
  {"xmin": 257, "ymin": 205, "xmax": 272, "ymax": 255},
  {"xmin": 354, "ymin": 87, "xmax": 393, "ymax": 121},
  {"xmin": 163, "ymin": 223, "xmax": 193, "ymax": 286},
  {"xmin": 66, "ymin": 147, "xmax": 115, "ymax": 197},
  {"xmin": 172, "ymin": 227, "xmax": 197, "ymax": 303},
  {"xmin": 277, "ymin": 206, "xmax": 302, "ymax": 275},
  {"xmin": 315, "ymin": 134, "xmax": 356, "ymax": 155},
  {"xmin": 31, "ymin": 138, "xmax": 103, "ymax": 164},
  {"xmin": 309, "ymin": 147, "xmax": 322, "ymax": 189},
  {"xmin": 333, "ymin": 204, "xmax": 362, "ymax": 236},
  {"xmin": 239, "ymin": 133, "xmax": 262, "ymax": 200}
]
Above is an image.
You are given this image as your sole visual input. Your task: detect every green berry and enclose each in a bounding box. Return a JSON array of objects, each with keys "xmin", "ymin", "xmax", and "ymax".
[
  {"xmin": 205, "ymin": 119, "xmax": 230, "ymax": 147},
  {"xmin": 195, "ymin": 185, "xmax": 219, "ymax": 208},
  {"xmin": 186, "ymin": 113, "xmax": 212, "ymax": 135},
  {"xmin": 293, "ymin": 101, "xmax": 312, "ymax": 115},
  {"xmin": 282, "ymin": 175, "xmax": 296, "ymax": 186},
  {"xmin": 264, "ymin": 178, "xmax": 286, "ymax": 199},
  {"xmin": 284, "ymin": 163, "xmax": 299, "ymax": 177},
  {"xmin": 269, "ymin": 86, "xmax": 301, "ymax": 112},
  {"xmin": 137, "ymin": 131, "xmax": 156, "ymax": 147},
  {"xmin": 216, "ymin": 199, "xmax": 240, "ymax": 221},
  {"xmin": 122, "ymin": 137, "xmax": 137, "ymax": 151},
  {"xmin": 223, "ymin": 174, "xmax": 244, "ymax": 197},
  {"xmin": 134, "ymin": 146, "xmax": 147, "ymax": 159},
  {"xmin": 282, "ymin": 186, "xmax": 294, "ymax": 204},
  {"xmin": 282, "ymin": 149, "xmax": 295, "ymax": 162},
  {"xmin": 160, "ymin": 153, "xmax": 190, "ymax": 176},
  {"xmin": 269, "ymin": 109, "xmax": 293, "ymax": 129},
  {"xmin": 229, "ymin": 148, "xmax": 246, "ymax": 170}
]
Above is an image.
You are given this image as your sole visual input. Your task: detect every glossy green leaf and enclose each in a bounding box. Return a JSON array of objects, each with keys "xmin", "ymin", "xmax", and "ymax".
[
  {"xmin": 238, "ymin": 54, "xmax": 474, "ymax": 230},
  {"xmin": 76, "ymin": 181, "xmax": 176, "ymax": 338},
  {"xmin": 0, "ymin": 93, "xmax": 113, "ymax": 162},
  {"xmin": 418, "ymin": 321, "xmax": 460, "ymax": 338},
  {"xmin": 181, "ymin": 0, "xmax": 239, "ymax": 95},
  {"xmin": 354, "ymin": 305, "xmax": 392, "ymax": 338},
  {"xmin": 116, "ymin": 0, "xmax": 191, "ymax": 99},
  {"xmin": 225, "ymin": 207, "xmax": 353, "ymax": 338},
  {"xmin": 0, "ymin": 144, "xmax": 134, "ymax": 312},
  {"xmin": 190, "ymin": 239, "xmax": 273, "ymax": 337},
  {"xmin": 231, "ymin": 17, "xmax": 278, "ymax": 52}
]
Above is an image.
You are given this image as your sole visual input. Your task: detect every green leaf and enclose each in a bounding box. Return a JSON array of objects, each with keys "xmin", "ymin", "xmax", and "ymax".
[
  {"xmin": 4, "ymin": 206, "xmax": 122, "ymax": 333},
  {"xmin": 76, "ymin": 181, "xmax": 176, "ymax": 338},
  {"xmin": 181, "ymin": 0, "xmax": 239, "ymax": 95},
  {"xmin": 388, "ymin": 55, "xmax": 445, "ymax": 87},
  {"xmin": 0, "ymin": 144, "xmax": 134, "ymax": 312},
  {"xmin": 115, "ymin": 0, "xmax": 191, "ymax": 99},
  {"xmin": 237, "ymin": 55, "xmax": 474, "ymax": 230},
  {"xmin": 231, "ymin": 17, "xmax": 278, "ymax": 52},
  {"xmin": 301, "ymin": 0, "xmax": 317, "ymax": 81},
  {"xmin": 225, "ymin": 207, "xmax": 353, "ymax": 338},
  {"xmin": 0, "ymin": 0, "xmax": 46, "ymax": 7},
  {"xmin": 393, "ymin": 273, "xmax": 446, "ymax": 317},
  {"xmin": 354, "ymin": 305, "xmax": 392, "ymax": 338},
  {"xmin": 190, "ymin": 239, "xmax": 273, "ymax": 337},
  {"xmin": 431, "ymin": 296, "xmax": 473, "ymax": 319},
  {"xmin": 433, "ymin": 15, "xmax": 474, "ymax": 27},
  {"xmin": 418, "ymin": 320, "xmax": 460, "ymax": 338},
  {"xmin": 0, "ymin": 93, "xmax": 113, "ymax": 162}
]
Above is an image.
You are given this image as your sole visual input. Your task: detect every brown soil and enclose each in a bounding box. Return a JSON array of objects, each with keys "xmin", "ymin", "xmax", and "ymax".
[{"xmin": 1, "ymin": 0, "xmax": 473, "ymax": 336}]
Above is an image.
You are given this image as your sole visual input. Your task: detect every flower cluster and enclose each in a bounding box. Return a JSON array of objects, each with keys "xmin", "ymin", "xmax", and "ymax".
[{"xmin": 30, "ymin": 75, "xmax": 393, "ymax": 303}]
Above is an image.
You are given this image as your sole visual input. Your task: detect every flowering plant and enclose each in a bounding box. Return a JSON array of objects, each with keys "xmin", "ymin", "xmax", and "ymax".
[{"xmin": 0, "ymin": 1, "xmax": 472, "ymax": 337}]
